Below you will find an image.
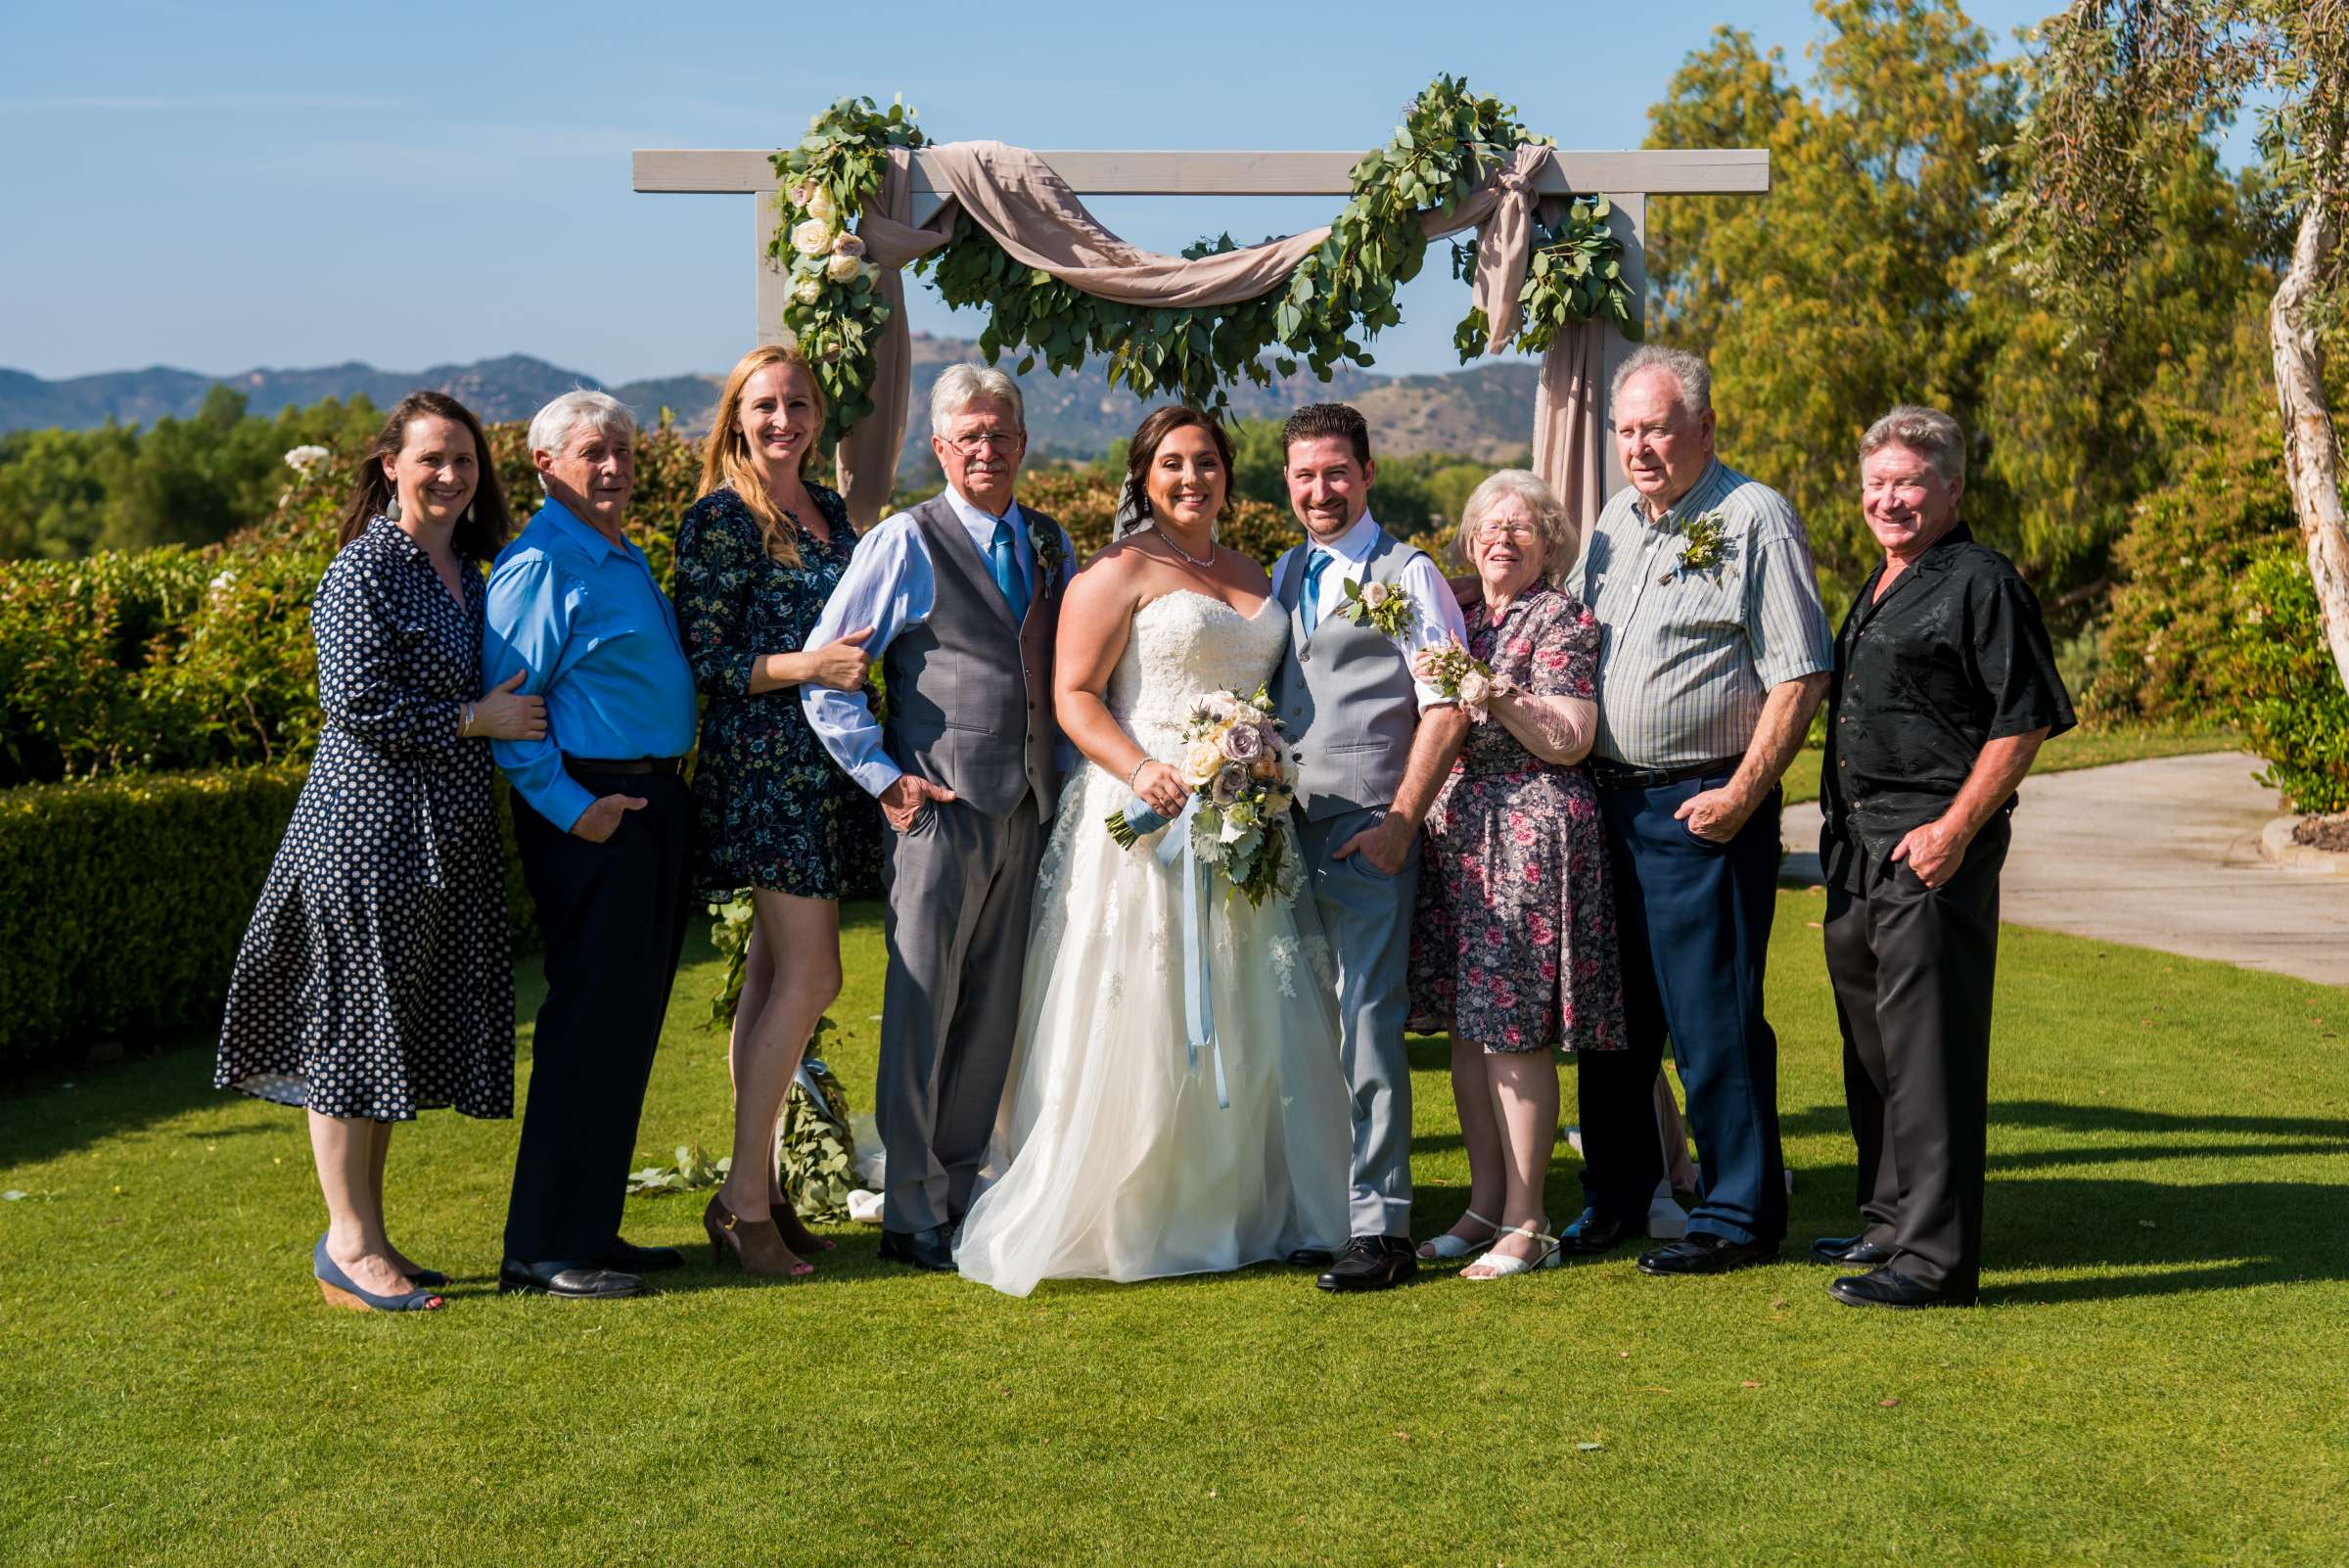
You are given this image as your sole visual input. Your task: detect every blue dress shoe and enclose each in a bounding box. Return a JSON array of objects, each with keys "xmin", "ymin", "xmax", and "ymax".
[
  {"xmin": 313, "ymin": 1236, "xmax": 444, "ymax": 1313},
  {"xmin": 877, "ymin": 1224, "xmax": 956, "ymax": 1272},
  {"xmin": 1559, "ymin": 1208, "xmax": 1637, "ymax": 1256},
  {"xmin": 403, "ymin": 1267, "xmax": 451, "ymax": 1289}
]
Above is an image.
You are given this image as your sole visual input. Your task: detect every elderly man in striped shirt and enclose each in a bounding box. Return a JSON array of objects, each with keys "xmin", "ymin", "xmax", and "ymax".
[{"xmin": 1561, "ymin": 345, "xmax": 1832, "ymax": 1276}]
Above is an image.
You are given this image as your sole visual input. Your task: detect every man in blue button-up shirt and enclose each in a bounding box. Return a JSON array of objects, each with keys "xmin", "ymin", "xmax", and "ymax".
[{"xmin": 482, "ymin": 391, "xmax": 698, "ymax": 1300}]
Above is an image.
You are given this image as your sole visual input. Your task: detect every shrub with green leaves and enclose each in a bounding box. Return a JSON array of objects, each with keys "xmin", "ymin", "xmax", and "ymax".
[{"xmin": 2226, "ymin": 541, "xmax": 2349, "ymax": 814}]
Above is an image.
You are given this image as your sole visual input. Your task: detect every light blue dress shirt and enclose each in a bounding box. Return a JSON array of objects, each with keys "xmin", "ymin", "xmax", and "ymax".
[
  {"xmin": 801, "ymin": 485, "xmax": 1075, "ymax": 797},
  {"xmin": 482, "ymin": 497, "xmax": 698, "ymax": 831}
]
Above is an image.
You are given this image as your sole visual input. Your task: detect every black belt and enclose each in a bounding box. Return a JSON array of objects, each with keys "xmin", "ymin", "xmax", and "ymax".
[
  {"xmin": 1587, "ymin": 755, "xmax": 1742, "ymax": 791},
  {"xmin": 562, "ymin": 754, "xmax": 686, "ymax": 776}
]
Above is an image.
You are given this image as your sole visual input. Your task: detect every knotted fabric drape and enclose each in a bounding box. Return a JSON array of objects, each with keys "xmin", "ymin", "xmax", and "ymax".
[{"xmin": 835, "ymin": 140, "xmax": 1607, "ymax": 534}]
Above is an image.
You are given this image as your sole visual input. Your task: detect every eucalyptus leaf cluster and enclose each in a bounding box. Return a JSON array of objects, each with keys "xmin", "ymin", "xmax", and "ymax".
[{"xmin": 767, "ymin": 76, "xmax": 1642, "ymax": 433}]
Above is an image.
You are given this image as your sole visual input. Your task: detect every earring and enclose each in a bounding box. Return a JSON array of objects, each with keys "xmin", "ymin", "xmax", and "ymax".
[
  {"xmin": 465, "ymin": 501, "xmax": 476, "ymax": 524},
  {"xmin": 385, "ymin": 492, "xmax": 401, "ymax": 522}
]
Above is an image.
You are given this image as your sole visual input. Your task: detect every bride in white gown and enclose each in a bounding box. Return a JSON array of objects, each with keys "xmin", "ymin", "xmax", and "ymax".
[{"xmin": 955, "ymin": 410, "xmax": 1351, "ymax": 1297}]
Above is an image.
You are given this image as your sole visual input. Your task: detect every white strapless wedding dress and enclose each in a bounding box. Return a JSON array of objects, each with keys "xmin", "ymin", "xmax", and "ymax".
[{"xmin": 954, "ymin": 589, "xmax": 1352, "ymax": 1297}]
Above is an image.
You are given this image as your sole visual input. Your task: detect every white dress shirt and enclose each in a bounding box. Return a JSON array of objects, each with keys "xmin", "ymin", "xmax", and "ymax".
[{"xmin": 1273, "ymin": 511, "xmax": 1469, "ymax": 711}]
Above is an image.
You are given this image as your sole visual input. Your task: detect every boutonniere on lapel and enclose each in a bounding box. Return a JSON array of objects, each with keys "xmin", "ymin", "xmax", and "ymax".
[
  {"xmin": 1659, "ymin": 510, "xmax": 1731, "ymax": 584},
  {"xmin": 1029, "ymin": 521, "xmax": 1068, "ymax": 590},
  {"xmin": 1333, "ymin": 576, "xmax": 1417, "ymax": 639}
]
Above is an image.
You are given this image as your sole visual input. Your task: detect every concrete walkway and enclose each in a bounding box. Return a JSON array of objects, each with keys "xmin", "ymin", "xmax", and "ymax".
[{"xmin": 1779, "ymin": 751, "xmax": 2349, "ymax": 988}]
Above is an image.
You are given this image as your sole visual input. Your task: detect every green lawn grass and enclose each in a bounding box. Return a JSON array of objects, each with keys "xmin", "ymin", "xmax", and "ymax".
[
  {"xmin": 5, "ymin": 895, "xmax": 2346, "ymax": 1566},
  {"xmin": 1780, "ymin": 723, "xmax": 2242, "ymax": 807}
]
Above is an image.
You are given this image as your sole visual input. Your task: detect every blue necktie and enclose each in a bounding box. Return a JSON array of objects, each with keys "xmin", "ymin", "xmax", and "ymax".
[
  {"xmin": 989, "ymin": 519, "xmax": 1029, "ymax": 623},
  {"xmin": 1299, "ymin": 547, "xmax": 1334, "ymax": 638}
]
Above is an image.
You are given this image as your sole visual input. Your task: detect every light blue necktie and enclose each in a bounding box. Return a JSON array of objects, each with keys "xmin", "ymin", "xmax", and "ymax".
[
  {"xmin": 989, "ymin": 519, "xmax": 1030, "ymax": 623},
  {"xmin": 1298, "ymin": 547, "xmax": 1334, "ymax": 638}
]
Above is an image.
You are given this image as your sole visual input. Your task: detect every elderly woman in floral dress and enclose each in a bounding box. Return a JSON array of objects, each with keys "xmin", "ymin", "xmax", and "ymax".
[{"xmin": 1407, "ymin": 469, "xmax": 1628, "ymax": 1279}]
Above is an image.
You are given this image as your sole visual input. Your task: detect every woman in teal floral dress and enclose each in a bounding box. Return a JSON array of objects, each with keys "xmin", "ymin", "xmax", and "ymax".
[{"xmin": 672, "ymin": 345, "xmax": 881, "ymax": 1278}]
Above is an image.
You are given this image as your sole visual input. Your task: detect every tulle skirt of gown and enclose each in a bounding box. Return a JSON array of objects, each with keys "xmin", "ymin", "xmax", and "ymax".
[{"xmin": 955, "ymin": 591, "xmax": 1352, "ymax": 1297}]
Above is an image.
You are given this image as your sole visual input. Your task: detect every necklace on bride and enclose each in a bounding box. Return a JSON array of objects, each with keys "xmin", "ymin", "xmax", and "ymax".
[{"xmin": 1154, "ymin": 527, "xmax": 1217, "ymax": 570}]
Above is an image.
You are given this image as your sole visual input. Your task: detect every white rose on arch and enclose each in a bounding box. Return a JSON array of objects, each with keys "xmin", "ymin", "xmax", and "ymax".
[
  {"xmin": 825, "ymin": 252, "xmax": 863, "ymax": 285},
  {"xmin": 793, "ymin": 275, "xmax": 825, "ymax": 304},
  {"xmin": 831, "ymin": 231, "xmax": 865, "ymax": 259},
  {"xmin": 805, "ymin": 186, "xmax": 840, "ymax": 224},
  {"xmin": 791, "ymin": 218, "xmax": 837, "ymax": 256}
]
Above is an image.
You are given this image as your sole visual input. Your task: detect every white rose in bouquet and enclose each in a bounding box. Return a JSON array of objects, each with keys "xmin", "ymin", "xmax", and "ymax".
[
  {"xmin": 825, "ymin": 252, "xmax": 863, "ymax": 285},
  {"xmin": 805, "ymin": 186, "xmax": 840, "ymax": 224},
  {"xmin": 1457, "ymin": 669, "xmax": 1493, "ymax": 709},
  {"xmin": 1182, "ymin": 740, "xmax": 1223, "ymax": 787},
  {"xmin": 791, "ymin": 218, "xmax": 837, "ymax": 256},
  {"xmin": 793, "ymin": 275, "xmax": 825, "ymax": 304}
]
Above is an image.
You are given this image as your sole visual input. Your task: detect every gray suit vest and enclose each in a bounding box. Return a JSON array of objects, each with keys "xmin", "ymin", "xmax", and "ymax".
[
  {"xmin": 880, "ymin": 493, "xmax": 1063, "ymax": 821},
  {"xmin": 1271, "ymin": 527, "xmax": 1426, "ymax": 822}
]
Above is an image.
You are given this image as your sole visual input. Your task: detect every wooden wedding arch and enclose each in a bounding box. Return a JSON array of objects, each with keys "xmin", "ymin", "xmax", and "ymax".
[{"xmin": 632, "ymin": 143, "xmax": 1770, "ymax": 495}]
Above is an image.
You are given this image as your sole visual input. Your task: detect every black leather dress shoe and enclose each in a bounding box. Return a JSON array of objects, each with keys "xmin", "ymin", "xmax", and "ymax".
[
  {"xmin": 598, "ymin": 1237, "xmax": 685, "ymax": 1273},
  {"xmin": 1636, "ymin": 1231, "xmax": 1779, "ymax": 1276},
  {"xmin": 1315, "ymin": 1235, "xmax": 1415, "ymax": 1293},
  {"xmin": 1809, "ymin": 1233, "xmax": 1897, "ymax": 1268},
  {"xmin": 1285, "ymin": 1246, "xmax": 1337, "ymax": 1268},
  {"xmin": 1828, "ymin": 1266, "xmax": 1976, "ymax": 1309},
  {"xmin": 1559, "ymin": 1207, "xmax": 1637, "ymax": 1256},
  {"xmin": 496, "ymin": 1260, "xmax": 648, "ymax": 1299},
  {"xmin": 877, "ymin": 1224, "xmax": 956, "ymax": 1272}
]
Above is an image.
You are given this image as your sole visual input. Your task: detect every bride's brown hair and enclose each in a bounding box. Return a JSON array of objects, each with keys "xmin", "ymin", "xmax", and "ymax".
[{"xmin": 1120, "ymin": 406, "xmax": 1236, "ymax": 527}]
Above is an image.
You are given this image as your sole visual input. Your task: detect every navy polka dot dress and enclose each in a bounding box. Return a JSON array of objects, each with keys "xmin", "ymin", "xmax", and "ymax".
[{"xmin": 214, "ymin": 518, "xmax": 514, "ymax": 1122}]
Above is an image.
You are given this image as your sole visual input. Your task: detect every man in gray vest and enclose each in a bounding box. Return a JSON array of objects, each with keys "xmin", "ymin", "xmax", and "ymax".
[
  {"xmin": 802, "ymin": 365, "xmax": 1075, "ymax": 1272},
  {"xmin": 1270, "ymin": 403, "xmax": 1471, "ymax": 1292}
]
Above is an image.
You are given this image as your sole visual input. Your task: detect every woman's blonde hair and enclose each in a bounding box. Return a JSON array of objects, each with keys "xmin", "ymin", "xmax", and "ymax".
[{"xmin": 699, "ymin": 345, "xmax": 828, "ymax": 566}]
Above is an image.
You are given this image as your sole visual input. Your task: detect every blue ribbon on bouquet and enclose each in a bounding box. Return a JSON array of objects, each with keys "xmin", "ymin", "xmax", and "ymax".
[{"xmin": 1116, "ymin": 792, "xmax": 1230, "ymax": 1110}]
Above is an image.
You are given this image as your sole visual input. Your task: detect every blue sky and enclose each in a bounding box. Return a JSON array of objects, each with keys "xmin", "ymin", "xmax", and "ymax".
[{"xmin": 4, "ymin": 0, "xmax": 2098, "ymax": 384}]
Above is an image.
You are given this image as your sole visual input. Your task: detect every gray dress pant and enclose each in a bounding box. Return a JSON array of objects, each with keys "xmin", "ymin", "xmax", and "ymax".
[
  {"xmin": 1297, "ymin": 805, "xmax": 1420, "ymax": 1239},
  {"xmin": 876, "ymin": 793, "xmax": 1044, "ymax": 1234}
]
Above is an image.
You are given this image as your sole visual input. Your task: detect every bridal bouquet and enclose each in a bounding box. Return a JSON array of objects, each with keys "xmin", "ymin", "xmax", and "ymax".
[
  {"xmin": 1414, "ymin": 634, "xmax": 1505, "ymax": 722},
  {"xmin": 1105, "ymin": 685, "xmax": 1299, "ymax": 907}
]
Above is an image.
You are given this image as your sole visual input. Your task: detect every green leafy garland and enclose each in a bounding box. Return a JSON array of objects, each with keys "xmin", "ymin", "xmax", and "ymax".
[{"xmin": 764, "ymin": 76, "xmax": 1640, "ymax": 436}]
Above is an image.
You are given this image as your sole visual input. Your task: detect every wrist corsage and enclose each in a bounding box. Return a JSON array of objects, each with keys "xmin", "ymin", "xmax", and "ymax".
[{"xmin": 1415, "ymin": 634, "xmax": 1508, "ymax": 722}]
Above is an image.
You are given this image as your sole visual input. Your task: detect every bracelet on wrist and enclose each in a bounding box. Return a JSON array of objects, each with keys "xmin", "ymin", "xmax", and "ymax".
[{"xmin": 1124, "ymin": 757, "xmax": 1154, "ymax": 791}]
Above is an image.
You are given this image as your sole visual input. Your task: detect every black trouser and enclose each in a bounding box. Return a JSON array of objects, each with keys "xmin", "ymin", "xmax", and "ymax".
[
  {"xmin": 504, "ymin": 770, "xmax": 691, "ymax": 1267},
  {"xmin": 1822, "ymin": 816, "xmax": 2008, "ymax": 1294}
]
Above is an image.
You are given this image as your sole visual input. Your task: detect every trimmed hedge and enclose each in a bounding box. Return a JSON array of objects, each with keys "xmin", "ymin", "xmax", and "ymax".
[{"xmin": 0, "ymin": 766, "xmax": 539, "ymax": 1067}]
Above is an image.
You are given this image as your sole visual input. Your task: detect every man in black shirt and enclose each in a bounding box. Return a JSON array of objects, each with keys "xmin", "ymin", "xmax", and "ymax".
[{"xmin": 1816, "ymin": 406, "xmax": 2075, "ymax": 1309}]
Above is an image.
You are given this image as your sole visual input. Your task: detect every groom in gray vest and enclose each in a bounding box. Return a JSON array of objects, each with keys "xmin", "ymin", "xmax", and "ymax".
[
  {"xmin": 1270, "ymin": 404, "xmax": 1471, "ymax": 1292},
  {"xmin": 802, "ymin": 365, "xmax": 1074, "ymax": 1272}
]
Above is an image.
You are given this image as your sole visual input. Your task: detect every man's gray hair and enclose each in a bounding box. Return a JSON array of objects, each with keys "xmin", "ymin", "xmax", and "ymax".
[
  {"xmin": 930, "ymin": 363, "xmax": 1026, "ymax": 437},
  {"xmin": 528, "ymin": 389, "xmax": 635, "ymax": 462},
  {"xmin": 1860, "ymin": 404, "xmax": 1966, "ymax": 484},
  {"xmin": 1456, "ymin": 469, "xmax": 1580, "ymax": 586},
  {"xmin": 1609, "ymin": 344, "xmax": 1713, "ymax": 420}
]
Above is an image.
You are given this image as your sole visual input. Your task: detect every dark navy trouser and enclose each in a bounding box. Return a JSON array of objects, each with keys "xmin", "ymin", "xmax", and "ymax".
[{"xmin": 1576, "ymin": 772, "xmax": 1786, "ymax": 1247}]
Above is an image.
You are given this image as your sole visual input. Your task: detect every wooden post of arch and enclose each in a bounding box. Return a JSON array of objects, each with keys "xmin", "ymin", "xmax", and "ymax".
[{"xmin": 631, "ymin": 146, "xmax": 1769, "ymax": 488}]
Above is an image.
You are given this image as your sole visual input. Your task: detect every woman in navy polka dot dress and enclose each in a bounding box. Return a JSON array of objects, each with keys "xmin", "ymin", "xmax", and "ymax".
[{"xmin": 215, "ymin": 392, "xmax": 545, "ymax": 1313}]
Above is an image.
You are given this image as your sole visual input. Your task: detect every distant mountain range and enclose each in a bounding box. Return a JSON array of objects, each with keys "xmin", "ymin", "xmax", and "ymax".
[{"xmin": 0, "ymin": 339, "xmax": 1543, "ymax": 463}]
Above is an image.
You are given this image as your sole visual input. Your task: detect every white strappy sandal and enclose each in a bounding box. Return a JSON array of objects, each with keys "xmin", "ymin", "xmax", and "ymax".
[
  {"xmin": 1463, "ymin": 1222, "xmax": 1564, "ymax": 1280},
  {"xmin": 1417, "ymin": 1209, "xmax": 1501, "ymax": 1261}
]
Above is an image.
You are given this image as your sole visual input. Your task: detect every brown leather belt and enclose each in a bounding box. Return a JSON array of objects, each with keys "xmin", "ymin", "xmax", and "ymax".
[
  {"xmin": 1587, "ymin": 755, "xmax": 1742, "ymax": 791},
  {"xmin": 562, "ymin": 754, "xmax": 686, "ymax": 776}
]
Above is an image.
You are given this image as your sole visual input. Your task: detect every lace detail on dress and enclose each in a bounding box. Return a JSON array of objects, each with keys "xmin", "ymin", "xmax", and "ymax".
[{"xmin": 1104, "ymin": 590, "xmax": 1291, "ymax": 758}]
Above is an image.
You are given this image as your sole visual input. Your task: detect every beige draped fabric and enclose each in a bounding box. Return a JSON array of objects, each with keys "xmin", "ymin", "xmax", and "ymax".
[{"xmin": 834, "ymin": 139, "xmax": 1609, "ymax": 532}]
